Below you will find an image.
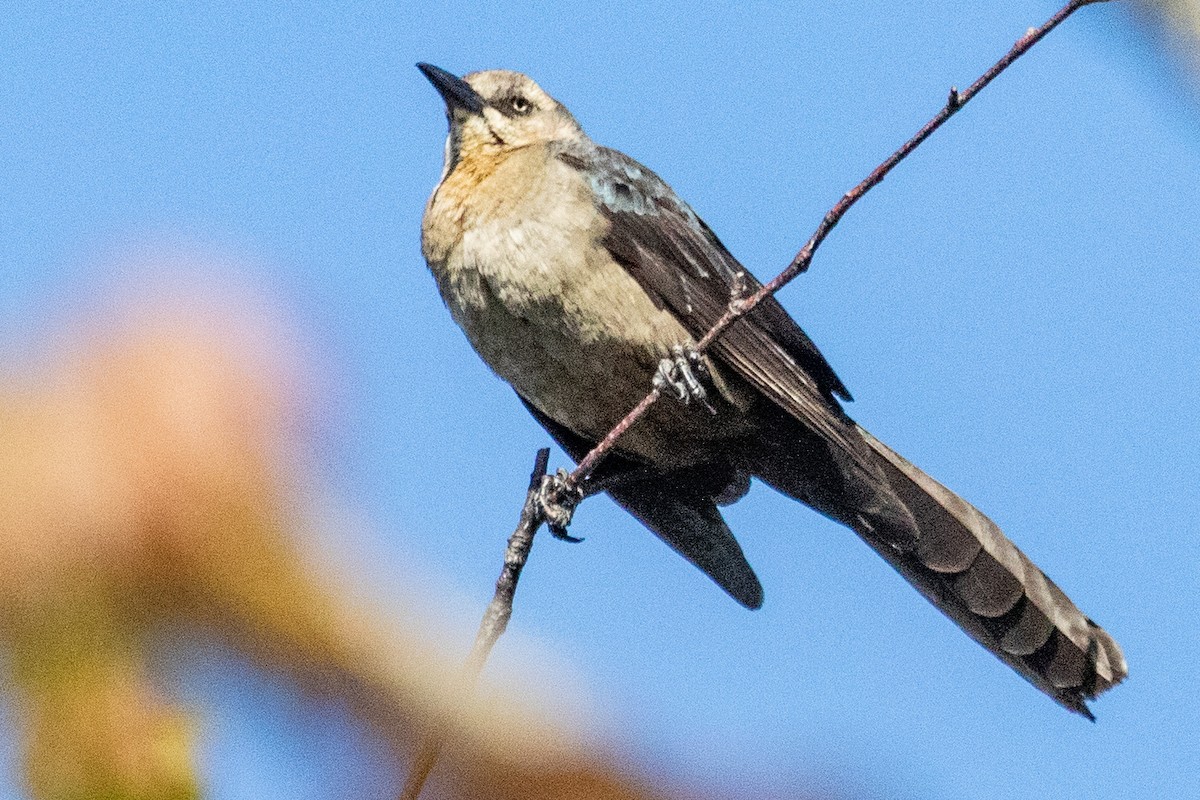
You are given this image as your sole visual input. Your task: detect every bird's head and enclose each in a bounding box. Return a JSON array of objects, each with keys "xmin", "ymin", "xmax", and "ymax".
[{"xmin": 419, "ymin": 64, "xmax": 583, "ymax": 167}]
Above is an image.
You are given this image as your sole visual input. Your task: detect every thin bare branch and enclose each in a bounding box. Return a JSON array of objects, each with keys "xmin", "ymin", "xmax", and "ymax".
[
  {"xmin": 399, "ymin": 449, "xmax": 551, "ymax": 800},
  {"xmin": 569, "ymin": 0, "xmax": 1108, "ymax": 487}
]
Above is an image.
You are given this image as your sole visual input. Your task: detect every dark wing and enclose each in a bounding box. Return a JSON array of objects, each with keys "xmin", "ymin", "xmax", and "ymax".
[
  {"xmin": 518, "ymin": 394, "xmax": 763, "ymax": 609},
  {"xmin": 556, "ymin": 143, "xmax": 868, "ymax": 470}
]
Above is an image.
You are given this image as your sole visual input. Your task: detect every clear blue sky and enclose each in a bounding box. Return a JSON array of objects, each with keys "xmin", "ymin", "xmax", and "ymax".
[{"xmin": 2, "ymin": 2, "xmax": 1198, "ymax": 798}]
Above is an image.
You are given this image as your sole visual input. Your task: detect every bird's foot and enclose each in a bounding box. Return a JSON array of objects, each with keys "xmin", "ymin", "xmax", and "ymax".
[
  {"xmin": 653, "ymin": 345, "xmax": 716, "ymax": 413},
  {"xmin": 537, "ymin": 468, "xmax": 584, "ymax": 542}
]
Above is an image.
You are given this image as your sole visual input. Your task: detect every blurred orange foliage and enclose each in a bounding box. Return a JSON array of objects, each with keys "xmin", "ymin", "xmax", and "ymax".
[{"xmin": 0, "ymin": 295, "xmax": 679, "ymax": 800}]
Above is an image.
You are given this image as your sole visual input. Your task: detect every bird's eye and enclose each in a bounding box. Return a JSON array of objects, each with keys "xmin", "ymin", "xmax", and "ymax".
[{"xmin": 509, "ymin": 96, "xmax": 532, "ymax": 115}]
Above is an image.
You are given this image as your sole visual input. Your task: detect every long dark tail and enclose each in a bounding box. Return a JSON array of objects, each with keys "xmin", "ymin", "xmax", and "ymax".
[{"xmin": 852, "ymin": 426, "xmax": 1126, "ymax": 717}]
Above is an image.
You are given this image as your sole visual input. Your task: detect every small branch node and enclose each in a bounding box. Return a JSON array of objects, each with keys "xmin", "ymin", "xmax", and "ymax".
[{"xmin": 728, "ymin": 270, "xmax": 752, "ymax": 313}]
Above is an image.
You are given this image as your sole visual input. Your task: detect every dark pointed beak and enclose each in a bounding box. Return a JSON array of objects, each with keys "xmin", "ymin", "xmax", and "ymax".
[{"xmin": 417, "ymin": 63, "xmax": 484, "ymax": 114}]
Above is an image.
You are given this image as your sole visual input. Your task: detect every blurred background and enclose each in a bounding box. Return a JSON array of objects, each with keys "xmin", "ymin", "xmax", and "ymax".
[{"xmin": 2, "ymin": 1, "xmax": 1199, "ymax": 798}]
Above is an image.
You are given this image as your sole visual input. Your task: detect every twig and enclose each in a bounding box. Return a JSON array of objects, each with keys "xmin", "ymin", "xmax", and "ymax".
[
  {"xmin": 401, "ymin": 2, "xmax": 1111, "ymax": 796},
  {"xmin": 569, "ymin": 0, "xmax": 1109, "ymax": 487},
  {"xmin": 399, "ymin": 449, "xmax": 551, "ymax": 800}
]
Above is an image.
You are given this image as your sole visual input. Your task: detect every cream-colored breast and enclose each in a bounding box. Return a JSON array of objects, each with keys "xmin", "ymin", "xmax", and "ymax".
[{"xmin": 422, "ymin": 143, "xmax": 748, "ymax": 463}]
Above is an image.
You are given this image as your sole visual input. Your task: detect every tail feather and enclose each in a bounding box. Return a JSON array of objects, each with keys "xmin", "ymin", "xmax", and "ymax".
[{"xmin": 855, "ymin": 426, "xmax": 1126, "ymax": 717}]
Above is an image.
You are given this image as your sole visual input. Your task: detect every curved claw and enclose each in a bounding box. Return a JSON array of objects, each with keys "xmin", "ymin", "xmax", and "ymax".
[
  {"xmin": 653, "ymin": 344, "xmax": 716, "ymax": 413},
  {"xmin": 549, "ymin": 526, "xmax": 585, "ymax": 544}
]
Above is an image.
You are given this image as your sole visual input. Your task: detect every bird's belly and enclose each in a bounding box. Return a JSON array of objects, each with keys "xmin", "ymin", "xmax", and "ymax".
[{"xmin": 436, "ymin": 236, "xmax": 747, "ymax": 465}]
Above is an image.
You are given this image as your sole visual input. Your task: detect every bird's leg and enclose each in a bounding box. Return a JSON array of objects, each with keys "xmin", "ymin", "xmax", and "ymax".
[
  {"xmin": 653, "ymin": 344, "xmax": 716, "ymax": 413},
  {"xmin": 536, "ymin": 468, "xmax": 585, "ymax": 542}
]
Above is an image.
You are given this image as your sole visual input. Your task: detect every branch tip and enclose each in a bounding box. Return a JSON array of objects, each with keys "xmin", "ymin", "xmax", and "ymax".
[{"xmin": 528, "ymin": 447, "xmax": 551, "ymax": 491}]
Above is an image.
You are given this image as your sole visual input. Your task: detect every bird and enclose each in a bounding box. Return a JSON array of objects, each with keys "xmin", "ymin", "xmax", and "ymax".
[{"xmin": 417, "ymin": 63, "xmax": 1126, "ymax": 717}]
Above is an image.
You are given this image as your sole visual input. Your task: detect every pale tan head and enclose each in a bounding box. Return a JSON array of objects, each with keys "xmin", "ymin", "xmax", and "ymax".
[{"xmin": 418, "ymin": 64, "xmax": 584, "ymax": 167}]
